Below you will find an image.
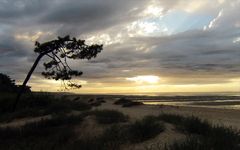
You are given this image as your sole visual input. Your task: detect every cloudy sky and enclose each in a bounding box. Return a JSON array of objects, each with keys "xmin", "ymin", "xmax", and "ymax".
[{"xmin": 0, "ymin": 0, "xmax": 240, "ymax": 94}]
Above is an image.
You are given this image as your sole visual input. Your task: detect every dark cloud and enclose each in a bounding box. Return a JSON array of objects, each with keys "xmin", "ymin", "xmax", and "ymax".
[
  {"xmin": 39, "ymin": 0, "xmax": 148, "ymax": 35},
  {"xmin": 81, "ymin": 26, "xmax": 240, "ymax": 82}
]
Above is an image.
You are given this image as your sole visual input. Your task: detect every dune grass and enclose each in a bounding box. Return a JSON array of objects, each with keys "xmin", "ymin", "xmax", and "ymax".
[
  {"xmin": 0, "ymin": 114, "xmax": 85, "ymax": 150},
  {"xmin": 90, "ymin": 109, "xmax": 129, "ymax": 124},
  {"xmin": 63, "ymin": 124, "xmax": 126, "ymax": 150},
  {"xmin": 159, "ymin": 114, "xmax": 240, "ymax": 150},
  {"xmin": 0, "ymin": 93, "xmax": 91, "ymax": 122},
  {"xmin": 127, "ymin": 116, "xmax": 165, "ymax": 143},
  {"xmin": 71, "ymin": 115, "xmax": 165, "ymax": 149},
  {"xmin": 158, "ymin": 114, "xmax": 211, "ymax": 135},
  {"xmin": 1, "ymin": 93, "xmax": 238, "ymax": 150},
  {"xmin": 165, "ymin": 132, "xmax": 240, "ymax": 150},
  {"xmin": 0, "ymin": 111, "xmax": 165, "ymax": 150}
]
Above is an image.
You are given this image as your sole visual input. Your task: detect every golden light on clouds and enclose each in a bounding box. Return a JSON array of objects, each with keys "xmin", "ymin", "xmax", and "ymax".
[
  {"xmin": 24, "ymin": 76, "xmax": 240, "ymax": 94},
  {"xmin": 15, "ymin": 31, "xmax": 51, "ymax": 42},
  {"xmin": 182, "ymin": 1, "xmax": 210, "ymax": 13},
  {"xmin": 143, "ymin": 5, "xmax": 163, "ymax": 17}
]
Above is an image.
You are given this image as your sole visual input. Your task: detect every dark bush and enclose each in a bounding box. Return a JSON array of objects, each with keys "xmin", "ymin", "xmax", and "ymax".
[
  {"xmin": 90, "ymin": 110, "xmax": 129, "ymax": 124},
  {"xmin": 90, "ymin": 101, "xmax": 102, "ymax": 107},
  {"xmin": 88, "ymin": 98, "xmax": 94, "ymax": 103},
  {"xmin": 122, "ymin": 101, "xmax": 143, "ymax": 107},
  {"xmin": 88, "ymin": 97, "xmax": 106, "ymax": 107},
  {"xmin": 113, "ymin": 97, "xmax": 131, "ymax": 105},
  {"xmin": 96, "ymin": 97, "xmax": 105, "ymax": 103}
]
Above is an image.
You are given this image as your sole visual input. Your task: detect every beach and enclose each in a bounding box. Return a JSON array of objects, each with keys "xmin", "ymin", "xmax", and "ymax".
[
  {"xmin": 0, "ymin": 94, "xmax": 240, "ymax": 150},
  {"xmin": 98, "ymin": 99, "xmax": 240, "ymax": 129}
]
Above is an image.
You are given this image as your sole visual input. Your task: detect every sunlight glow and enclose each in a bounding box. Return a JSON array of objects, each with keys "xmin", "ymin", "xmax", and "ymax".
[{"xmin": 126, "ymin": 75, "xmax": 160, "ymax": 84}]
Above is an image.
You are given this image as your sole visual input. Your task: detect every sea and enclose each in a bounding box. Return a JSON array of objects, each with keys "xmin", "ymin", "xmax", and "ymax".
[{"xmin": 134, "ymin": 92, "xmax": 240, "ymax": 110}]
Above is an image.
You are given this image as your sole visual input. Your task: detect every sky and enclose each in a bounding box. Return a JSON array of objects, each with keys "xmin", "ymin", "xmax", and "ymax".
[{"xmin": 0, "ymin": 0, "xmax": 240, "ymax": 94}]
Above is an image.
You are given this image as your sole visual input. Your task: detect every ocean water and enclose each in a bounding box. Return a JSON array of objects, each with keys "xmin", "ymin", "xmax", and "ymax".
[
  {"xmin": 112, "ymin": 92, "xmax": 240, "ymax": 97},
  {"xmin": 132, "ymin": 92, "xmax": 240, "ymax": 110},
  {"xmin": 140, "ymin": 99, "xmax": 240, "ymax": 110},
  {"xmin": 143, "ymin": 92, "xmax": 240, "ymax": 96}
]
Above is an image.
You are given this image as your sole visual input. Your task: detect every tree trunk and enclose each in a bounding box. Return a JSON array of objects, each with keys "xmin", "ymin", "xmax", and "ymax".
[{"xmin": 12, "ymin": 53, "xmax": 44, "ymax": 111}]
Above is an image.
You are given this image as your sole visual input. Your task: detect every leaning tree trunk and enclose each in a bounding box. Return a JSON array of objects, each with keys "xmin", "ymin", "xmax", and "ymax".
[{"xmin": 12, "ymin": 53, "xmax": 44, "ymax": 111}]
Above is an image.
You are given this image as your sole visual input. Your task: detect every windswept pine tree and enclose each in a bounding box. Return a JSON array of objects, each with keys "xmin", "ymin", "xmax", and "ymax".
[{"xmin": 13, "ymin": 35, "xmax": 103, "ymax": 111}]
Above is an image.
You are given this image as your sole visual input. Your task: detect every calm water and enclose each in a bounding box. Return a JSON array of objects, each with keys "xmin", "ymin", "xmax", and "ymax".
[{"xmin": 139, "ymin": 99, "xmax": 240, "ymax": 110}]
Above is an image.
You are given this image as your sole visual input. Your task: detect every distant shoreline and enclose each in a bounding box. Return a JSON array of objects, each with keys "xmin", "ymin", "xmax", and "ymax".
[{"xmin": 33, "ymin": 91, "xmax": 240, "ymax": 96}]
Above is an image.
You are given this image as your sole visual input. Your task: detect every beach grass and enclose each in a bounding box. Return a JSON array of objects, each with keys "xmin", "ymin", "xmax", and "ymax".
[
  {"xmin": 90, "ymin": 109, "xmax": 129, "ymax": 124},
  {"xmin": 159, "ymin": 114, "xmax": 240, "ymax": 150},
  {"xmin": 0, "ymin": 93, "xmax": 91, "ymax": 122}
]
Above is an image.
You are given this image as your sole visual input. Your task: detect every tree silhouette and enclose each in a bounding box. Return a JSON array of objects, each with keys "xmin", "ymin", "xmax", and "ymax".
[
  {"xmin": 0, "ymin": 73, "xmax": 31, "ymax": 93},
  {"xmin": 0, "ymin": 73, "xmax": 16, "ymax": 92},
  {"xmin": 13, "ymin": 35, "xmax": 103, "ymax": 111}
]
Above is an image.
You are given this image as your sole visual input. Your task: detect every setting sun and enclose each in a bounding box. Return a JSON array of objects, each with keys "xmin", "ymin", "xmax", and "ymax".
[{"xmin": 126, "ymin": 75, "xmax": 160, "ymax": 84}]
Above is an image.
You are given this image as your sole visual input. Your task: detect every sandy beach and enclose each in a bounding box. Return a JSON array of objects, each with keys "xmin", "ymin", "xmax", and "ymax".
[
  {"xmin": 97, "ymin": 99, "xmax": 240, "ymax": 129},
  {"xmin": 1, "ymin": 97, "xmax": 240, "ymax": 130},
  {"xmin": 0, "ymin": 96, "xmax": 239, "ymax": 150}
]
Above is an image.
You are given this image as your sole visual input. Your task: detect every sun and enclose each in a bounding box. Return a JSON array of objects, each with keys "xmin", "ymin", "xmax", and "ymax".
[{"xmin": 126, "ymin": 75, "xmax": 160, "ymax": 84}]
